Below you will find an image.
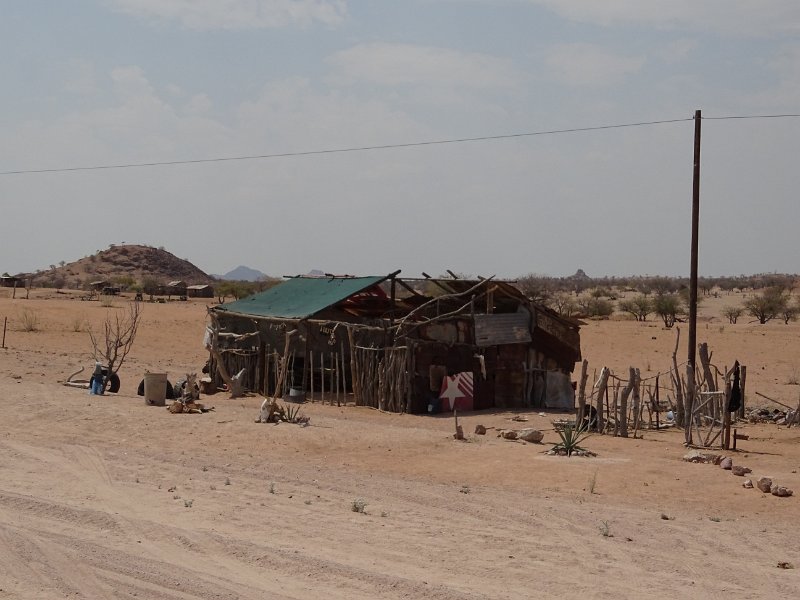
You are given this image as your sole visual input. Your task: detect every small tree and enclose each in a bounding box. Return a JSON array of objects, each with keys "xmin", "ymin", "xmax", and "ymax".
[
  {"xmin": 517, "ymin": 274, "xmax": 554, "ymax": 305},
  {"xmin": 781, "ymin": 303, "xmax": 799, "ymax": 325},
  {"xmin": 743, "ymin": 286, "xmax": 788, "ymax": 324},
  {"xmin": 89, "ymin": 301, "xmax": 141, "ymax": 389},
  {"xmin": 618, "ymin": 295, "xmax": 653, "ymax": 322},
  {"xmin": 722, "ymin": 306, "xmax": 743, "ymax": 324},
  {"xmin": 551, "ymin": 292, "xmax": 578, "ymax": 317},
  {"xmin": 654, "ymin": 293, "xmax": 684, "ymax": 328}
]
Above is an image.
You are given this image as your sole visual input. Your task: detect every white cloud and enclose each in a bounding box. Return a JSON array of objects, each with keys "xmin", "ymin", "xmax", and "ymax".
[
  {"xmin": 327, "ymin": 43, "xmax": 522, "ymax": 88},
  {"xmin": 527, "ymin": 0, "xmax": 800, "ymax": 36},
  {"xmin": 108, "ymin": 0, "xmax": 347, "ymax": 30},
  {"xmin": 545, "ymin": 43, "xmax": 644, "ymax": 86},
  {"xmin": 657, "ymin": 38, "xmax": 698, "ymax": 65},
  {"xmin": 747, "ymin": 43, "xmax": 800, "ymax": 108},
  {"xmin": 62, "ymin": 60, "xmax": 100, "ymax": 95}
]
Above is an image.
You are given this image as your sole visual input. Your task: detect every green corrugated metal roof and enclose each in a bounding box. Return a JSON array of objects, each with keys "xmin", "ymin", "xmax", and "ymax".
[{"xmin": 216, "ymin": 275, "xmax": 388, "ymax": 319}]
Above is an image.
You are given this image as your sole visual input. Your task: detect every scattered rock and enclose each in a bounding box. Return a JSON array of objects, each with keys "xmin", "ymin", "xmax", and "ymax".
[
  {"xmin": 720, "ymin": 457, "xmax": 733, "ymax": 470},
  {"xmin": 474, "ymin": 424, "xmax": 487, "ymax": 435},
  {"xmin": 683, "ymin": 450, "xmax": 722, "ymax": 464},
  {"xmin": 771, "ymin": 484, "xmax": 793, "ymax": 498},
  {"xmin": 517, "ymin": 428, "xmax": 544, "ymax": 443},
  {"xmin": 743, "ymin": 479, "xmax": 754, "ymax": 489},
  {"xmin": 757, "ymin": 477, "xmax": 773, "ymax": 493},
  {"xmin": 777, "ymin": 562, "xmax": 795, "ymax": 569},
  {"xmin": 501, "ymin": 430, "xmax": 518, "ymax": 440},
  {"xmin": 546, "ymin": 448, "xmax": 597, "ymax": 457},
  {"xmin": 731, "ymin": 465, "xmax": 751, "ymax": 476}
]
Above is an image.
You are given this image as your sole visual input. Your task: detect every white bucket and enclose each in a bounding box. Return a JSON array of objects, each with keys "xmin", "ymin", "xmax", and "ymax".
[{"xmin": 144, "ymin": 372, "xmax": 168, "ymax": 406}]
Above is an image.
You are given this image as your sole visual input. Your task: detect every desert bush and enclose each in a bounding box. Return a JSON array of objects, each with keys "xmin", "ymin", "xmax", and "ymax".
[
  {"xmin": 743, "ymin": 286, "xmax": 789, "ymax": 324},
  {"xmin": 351, "ymin": 498, "xmax": 367, "ymax": 513},
  {"xmin": 70, "ymin": 314, "xmax": 87, "ymax": 332},
  {"xmin": 577, "ymin": 297, "xmax": 614, "ymax": 318},
  {"xmin": 19, "ymin": 308, "xmax": 40, "ymax": 332}
]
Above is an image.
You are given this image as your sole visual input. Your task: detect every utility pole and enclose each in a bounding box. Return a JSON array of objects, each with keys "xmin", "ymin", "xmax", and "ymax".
[
  {"xmin": 686, "ymin": 109, "xmax": 701, "ymax": 444},
  {"xmin": 688, "ymin": 110, "xmax": 701, "ymax": 372}
]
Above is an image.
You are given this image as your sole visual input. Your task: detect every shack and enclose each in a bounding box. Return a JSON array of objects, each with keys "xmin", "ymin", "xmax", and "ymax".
[
  {"xmin": 208, "ymin": 271, "xmax": 580, "ymax": 413},
  {"xmin": 0, "ymin": 275, "xmax": 22, "ymax": 288},
  {"xmin": 187, "ymin": 284, "xmax": 214, "ymax": 298},
  {"xmin": 164, "ymin": 280, "xmax": 187, "ymax": 298}
]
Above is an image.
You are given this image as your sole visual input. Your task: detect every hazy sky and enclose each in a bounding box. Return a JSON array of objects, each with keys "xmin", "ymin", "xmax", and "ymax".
[{"xmin": 2, "ymin": 1, "xmax": 799, "ymax": 279}]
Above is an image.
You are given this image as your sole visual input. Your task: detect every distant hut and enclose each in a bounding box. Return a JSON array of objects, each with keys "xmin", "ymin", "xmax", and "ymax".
[
  {"xmin": 164, "ymin": 280, "xmax": 187, "ymax": 299},
  {"xmin": 0, "ymin": 275, "xmax": 22, "ymax": 288},
  {"xmin": 89, "ymin": 280, "xmax": 109, "ymax": 292},
  {"xmin": 187, "ymin": 284, "xmax": 214, "ymax": 298}
]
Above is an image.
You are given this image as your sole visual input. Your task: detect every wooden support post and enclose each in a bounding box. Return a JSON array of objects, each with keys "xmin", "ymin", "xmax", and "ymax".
[
  {"xmin": 320, "ymin": 352, "xmax": 325, "ymax": 404},
  {"xmin": 335, "ymin": 351, "xmax": 341, "ymax": 406},
  {"xmin": 310, "ymin": 350, "xmax": 314, "ymax": 401},
  {"xmin": 453, "ymin": 408, "xmax": 464, "ymax": 440},
  {"xmin": 576, "ymin": 359, "xmax": 588, "ymax": 426},
  {"xmin": 732, "ymin": 428, "xmax": 750, "ymax": 450},
  {"xmin": 631, "ymin": 368, "xmax": 641, "ymax": 438},
  {"xmin": 1, "ymin": 316, "xmax": 7, "ymax": 349},
  {"xmin": 739, "ymin": 365, "xmax": 747, "ymax": 419},
  {"xmin": 340, "ymin": 340, "xmax": 347, "ymax": 399},
  {"xmin": 347, "ymin": 326, "xmax": 360, "ymax": 405},
  {"xmin": 594, "ymin": 367, "xmax": 609, "ymax": 433},
  {"xmin": 329, "ymin": 352, "xmax": 335, "ymax": 405}
]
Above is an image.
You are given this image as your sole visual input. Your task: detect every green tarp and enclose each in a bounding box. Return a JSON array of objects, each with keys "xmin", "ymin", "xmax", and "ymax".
[{"xmin": 216, "ymin": 275, "xmax": 388, "ymax": 319}]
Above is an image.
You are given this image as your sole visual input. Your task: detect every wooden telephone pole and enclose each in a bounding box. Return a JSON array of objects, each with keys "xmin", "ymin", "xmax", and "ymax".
[{"xmin": 686, "ymin": 109, "xmax": 701, "ymax": 445}]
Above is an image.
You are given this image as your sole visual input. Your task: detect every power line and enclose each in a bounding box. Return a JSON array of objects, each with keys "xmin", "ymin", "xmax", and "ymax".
[
  {"xmin": 0, "ymin": 117, "xmax": 692, "ymax": 176},
  {"xmin": 704, "ymin": 113, "xmax": 800, "ymax": 120},
  {"xmin": 2, "ymin": 113, "xmax": 798, "ymax": 176}
]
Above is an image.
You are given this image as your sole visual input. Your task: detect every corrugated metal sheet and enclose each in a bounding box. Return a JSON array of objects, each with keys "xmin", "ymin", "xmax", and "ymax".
[
  {"xmin": 474, "ymin": 312, "xmax": 531, "ymax": 346},
  {"xmin": 533, "ymin": 309, "xmax": 581, "ymax": 353},
  {"xmin": 215, "ymin": 275, "xmax": 388, "ymax": 319}
]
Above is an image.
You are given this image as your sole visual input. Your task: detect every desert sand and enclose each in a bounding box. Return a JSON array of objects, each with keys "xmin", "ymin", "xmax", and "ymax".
[{"xmin": 1, "ymin": 288, "xmax": 799, "ymax": 599}]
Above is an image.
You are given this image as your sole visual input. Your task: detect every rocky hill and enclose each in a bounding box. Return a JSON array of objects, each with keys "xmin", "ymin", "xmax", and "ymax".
[
  {"xmin": 26, "ymin": 245, "xmax": 215, "ymax": 290},
  {"xmin": 221, "ymin": 265, "xmax": 267, "ymax": 282}
]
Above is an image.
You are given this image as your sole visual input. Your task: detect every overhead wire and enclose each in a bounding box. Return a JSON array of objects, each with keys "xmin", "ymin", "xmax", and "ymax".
[{"xmin": 1, "ymin": 112, "xmax": 798, "ymax": 177}]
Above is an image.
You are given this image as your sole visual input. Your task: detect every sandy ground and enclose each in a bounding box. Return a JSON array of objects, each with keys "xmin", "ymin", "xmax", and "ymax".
[{"xmin": 1, "ymin": 288, "xmax": 799, "ymax": 599}]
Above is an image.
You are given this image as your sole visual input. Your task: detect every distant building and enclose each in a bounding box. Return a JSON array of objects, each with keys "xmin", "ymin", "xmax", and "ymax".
[
  {"xmin": 187, "ymin": 284, "xmax": 214, "ymax": 298},
  {"xmin": 89, "ymin": 280, "xmax": 109, "ymax": 291},
  {"xmin": 163, "ymin": 280, "xmax": 187, "ymax": 298},
  {"xmin": 0, "ymin": 275, "xmax": 22, "ymax": 288}
]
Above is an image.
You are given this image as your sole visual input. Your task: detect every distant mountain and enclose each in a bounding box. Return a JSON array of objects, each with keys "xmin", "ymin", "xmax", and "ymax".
[
  {"xmin": 25, "ymin": 244, "xmax": 214, "ymax": 288},
  {"xmin": 222, "ymin": 265, "xmax": 267, "ymax": 281}
]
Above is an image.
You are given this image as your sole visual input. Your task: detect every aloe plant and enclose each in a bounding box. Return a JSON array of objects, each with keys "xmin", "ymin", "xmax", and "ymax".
[{"xmin": 552, "ymin": 423, "xmax": 591, "ymax": 456}]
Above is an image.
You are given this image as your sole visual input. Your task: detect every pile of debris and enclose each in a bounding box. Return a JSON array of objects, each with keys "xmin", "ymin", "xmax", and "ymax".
[{"xmin": 746, "ymin": 407, "xmax": 794, "ymax": 424}]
